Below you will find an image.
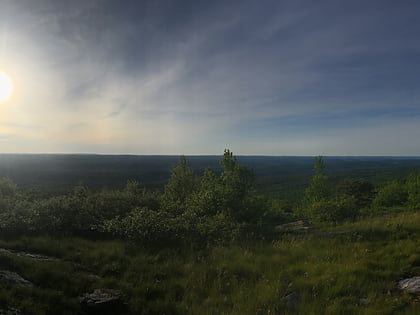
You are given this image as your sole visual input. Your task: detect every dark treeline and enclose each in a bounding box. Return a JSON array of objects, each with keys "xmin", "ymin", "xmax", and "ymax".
[
  {"xmin": 0, "ymin": 150, "xmax": 420, "ymax": 246},
  {"xmin": 2, "ymin": 154, "xmax": 420, "ymax": 194}
]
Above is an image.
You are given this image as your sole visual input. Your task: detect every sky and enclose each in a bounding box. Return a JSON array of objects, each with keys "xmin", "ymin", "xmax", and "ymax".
[{"xmin": 0, "ymin": 0, "xmax": 420, "ymax": 155}]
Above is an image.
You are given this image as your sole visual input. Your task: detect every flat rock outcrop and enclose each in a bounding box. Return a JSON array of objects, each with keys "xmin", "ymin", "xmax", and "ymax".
[
  {"xmin": 0, "ymin": 270, "xmax": 33, "ymax": 288},
  {"xmin": 0, "ymin": 307, "xmax": 21, "ymax": 315},
  {"xmin": 0, "ymin": 248, "xmax": 58, "ymax": 261},
  {"xmin": 80, "ymin": 289, "xmax": 125, "ymax": 314},
  {"xmin": 275, "ymin": 220, "xmax": 311, "ymax": 232}
]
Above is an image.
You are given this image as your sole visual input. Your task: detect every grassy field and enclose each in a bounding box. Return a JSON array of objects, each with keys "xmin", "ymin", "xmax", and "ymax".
[{"xmin": 0, "ymin": 211, "xmax": 419, "ymax": 314}]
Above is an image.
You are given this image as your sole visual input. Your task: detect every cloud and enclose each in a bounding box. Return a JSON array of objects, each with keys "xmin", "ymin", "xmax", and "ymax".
[{"xmin": 0, "ymin": 0, "xmax": 420, "ymax": 154}]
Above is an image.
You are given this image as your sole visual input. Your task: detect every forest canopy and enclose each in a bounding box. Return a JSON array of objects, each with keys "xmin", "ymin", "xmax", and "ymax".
[{"xmin": 0, "ymin": 150, "xmax": 419, "ymax": 245}]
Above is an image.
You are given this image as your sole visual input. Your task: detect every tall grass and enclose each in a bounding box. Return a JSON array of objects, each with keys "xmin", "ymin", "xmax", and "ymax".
[{"xmin": 0, "ymin": 212, "xmax": 419, "ymax": 314}]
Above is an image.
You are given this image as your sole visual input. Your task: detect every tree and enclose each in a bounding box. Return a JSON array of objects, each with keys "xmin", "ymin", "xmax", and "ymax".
[
  {"xmin": 220, "ymin": 149, "xmax": 254, "ymax": 197},
  {"xmin": 187, "ymin": 167, "xmax": 222, "ymax": 216},
  {"xmin": 161, "ymin": 155, "xmax": 196, "ymax": 213},
  {"xmin": 302, "ymin": 157, "xmax": 359, "ymax": 222},
  {"xmin": 304, "ymin": 156, "xmax": 331, "ymax": 205},
  {"xmin": 219, "ymin": 149, "xmax": 256, "ymax": 221},
  {"xmin": 188, "ymin": 150, "xmax": 259, "ymax": 222}
]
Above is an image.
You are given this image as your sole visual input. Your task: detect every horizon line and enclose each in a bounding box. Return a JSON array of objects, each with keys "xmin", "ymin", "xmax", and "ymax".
[{"xmin": 1, "ymin": 153, "xmax": 420, "ymax": 158}]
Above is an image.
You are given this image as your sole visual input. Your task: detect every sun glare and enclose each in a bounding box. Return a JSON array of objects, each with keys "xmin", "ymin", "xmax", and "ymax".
[{"xmin": 0, "ymin": 71, "xmax": 14, "ymax": 103}]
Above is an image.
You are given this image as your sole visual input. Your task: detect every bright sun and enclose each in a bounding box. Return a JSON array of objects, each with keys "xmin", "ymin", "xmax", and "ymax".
[{"xmin": 0, "ymin": 71, "xmax": 14, "ymax": 103}]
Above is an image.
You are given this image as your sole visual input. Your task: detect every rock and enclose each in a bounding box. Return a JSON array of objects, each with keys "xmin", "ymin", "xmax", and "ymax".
[
  {"xmin": 0, "ymin": 307, "xmax": 21, "ymax": 315},
  {"xmin": 0, "ymin": 270, "xmax": 33, "ymax": 288},
  {"xmin": 281, "ymin": 283, "xmax": 298, "ymax": 308},
  {"xmin": 313, "ymin": 230, "xmax": 352, "ymax": 236},
  {"xmin": 0, "ymin": 248, "xmax": 58, "ymax": 261},
  {"xmin": 398, "ymin": 276, "xmax": 420, "ymax": 295},
  {"xmin": 275, "ymin": 220, "xmax": 311, "ymax": 232},
  {"xmin": 359, "ymin": 298, "xmax": 370, "ymax": 305},
  {"xmin": 282, "ymin": 291, "xmax": 298, "ymax": 308},
  {"xmin": 80, "ymin": 289, "xmax": 125, "ymax": 314}
]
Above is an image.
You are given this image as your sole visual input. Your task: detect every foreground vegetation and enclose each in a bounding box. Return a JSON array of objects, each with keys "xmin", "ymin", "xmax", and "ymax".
[
  {"xmin": 0, "ymin": 212, "xmax": 419, "ymax": 314},
  {"xmin": 0, "ymin": 150, "xmax": 419, "ymax": 313}
]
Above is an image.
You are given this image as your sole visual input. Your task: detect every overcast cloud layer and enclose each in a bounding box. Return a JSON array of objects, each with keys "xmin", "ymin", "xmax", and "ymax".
[{"xmin": 1, "ymin": 0, "xmax": 420, "ymax": 155}]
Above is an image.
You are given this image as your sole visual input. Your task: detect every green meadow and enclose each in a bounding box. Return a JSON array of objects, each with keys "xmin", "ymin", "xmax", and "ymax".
[{"xmin": 0, "ymin": 212, "xmax": 419, "ymax": 314}]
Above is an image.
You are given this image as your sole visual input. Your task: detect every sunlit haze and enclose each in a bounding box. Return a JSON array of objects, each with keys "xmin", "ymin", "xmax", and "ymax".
[
  {"xmin": 0, "ymin": 71, "xmax": 13, "ymax": 103},
  {"xmin": 1, "ymin": 0, "xmax": 420, "ymax": 155}
]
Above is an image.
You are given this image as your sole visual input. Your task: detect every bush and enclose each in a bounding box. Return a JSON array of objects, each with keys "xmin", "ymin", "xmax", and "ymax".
[
  {"xmin": 103, "ymin": 207, "xmax": 242, "ymax": 246},
  {"xmin": 103, "ymin": 207, "xmax": 174, "ymax": 243},
  {"xmin": 335, "ymin": 178, "xmax": 375, "ymax": 209},
  {"xmin": 372, "ymin": 180, "xmax": 408, "ymax": 208},
  {"xmin": 306, "ymin": 196, "xmax": 358, "ymax": 223},
  {"xmin": 406, "ymin": 172, "xmax": 420, "ymax": 210}
]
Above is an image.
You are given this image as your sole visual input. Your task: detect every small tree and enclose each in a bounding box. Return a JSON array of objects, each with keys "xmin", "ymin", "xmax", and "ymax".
[
  {"xmin": 161, "ymin": 156, "xmax": 196, "ymax": 213},
  {"xmin": 221, "ymin": 150, "xmax": 253, "ymax": 191},
  {"xmin": 219, "ymin": 149, "xmax": 256, "ymax": 221},
  {"xmin": 187, "ymin": 167, "xmax": 222, "ymax": 216},
  {"xmin": 188, "ymin": 150, "xmax": 259, "ymax": 222},
  {"xmin": 302, "ymin": 157, "xmax": 360, "ymax": 223},
  {"xmin": 304, "ymin": 156, "xmax": 331, "ymax": 205}
]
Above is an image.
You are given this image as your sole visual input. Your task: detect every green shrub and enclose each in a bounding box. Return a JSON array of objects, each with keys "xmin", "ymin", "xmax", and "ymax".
[
  {"xmin": 103, "ymin": 206, "xmax": 242, "ymax": 246},
  {"xmin": 372, "ymin": 180, "xmax": 408, "ymax": 208},
  {"xmin": 406, "ymin": 172, "xmax": 420, "ymax": 210},
  {"xmin": 103, "ymin": 207, "xmax": 172, "ymax": 242},
  {"xmin": 335, "ymin": 178, "xmax": 375, "ymax": 209},
  {"xmin": 306, "ymin": 196, "xmax": 358, "ymax": 223}
]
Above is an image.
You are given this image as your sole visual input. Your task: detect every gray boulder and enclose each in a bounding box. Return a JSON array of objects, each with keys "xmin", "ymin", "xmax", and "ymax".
[
  {"xmin": 398, "ymin": 276, "xmax": 420, "ymax": 294},
  {"xmin": 0, "ymin": 307, "xmax": 21, "ymax": 315},
  {"xmin": 0, "ymin": 270, "xmax": 33, "ymax": 288},
  {"xmin": 80, "ymin": 289, "xmax": 125, "ymax": 314},
  {"xmin": 0, "ymin": 248, "xmax": 58, "ymax": 261},
  {"xmin": 282, "ymin": 282, "xmax": 299, "ymax": 308},
  {"xmin": 282, "ymin": 291, "xmax": 298, "ymax": 308},
  {"xmin": 275, "ymin": 220, "xmax": 311, "ymax": 232}
]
